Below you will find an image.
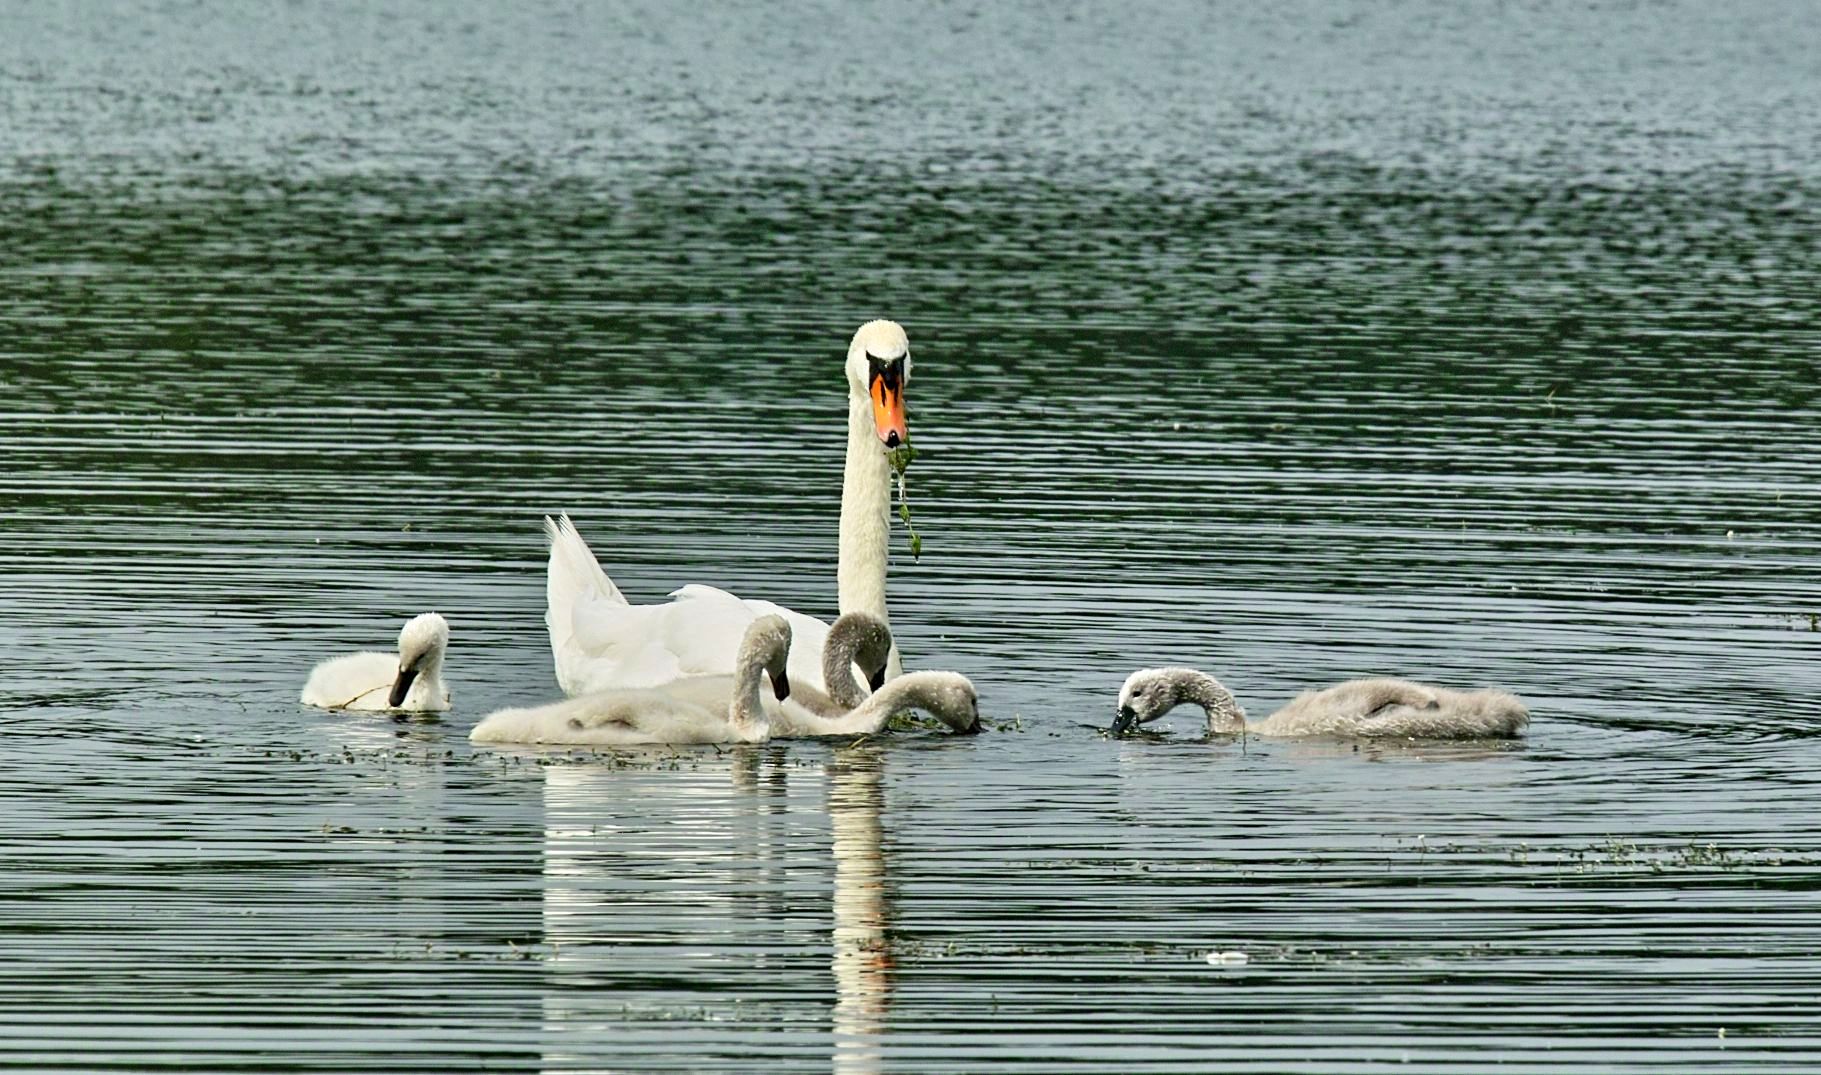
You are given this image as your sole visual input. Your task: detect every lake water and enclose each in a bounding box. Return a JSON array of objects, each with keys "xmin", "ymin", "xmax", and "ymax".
[{"xmin": 4, "ymin": 1, "xmax": 1821, "ymax": 1070}]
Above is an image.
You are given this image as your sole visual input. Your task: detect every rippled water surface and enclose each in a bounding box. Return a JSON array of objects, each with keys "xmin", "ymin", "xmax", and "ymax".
[{"xmin": 5, "ymin": 1, "xmax": 1821, "ymax": 1070}]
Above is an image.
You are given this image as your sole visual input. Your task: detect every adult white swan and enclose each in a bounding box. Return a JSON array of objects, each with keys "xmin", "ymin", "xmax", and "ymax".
[{"xmin": 545, "ymin": 320, "xmax": 912, "ymax": 697}]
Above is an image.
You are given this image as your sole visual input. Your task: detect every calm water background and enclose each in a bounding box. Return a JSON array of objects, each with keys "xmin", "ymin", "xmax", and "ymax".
[{"xmin": 4, "ymin": 1, "xmax": 1821, "ymax": 1070}]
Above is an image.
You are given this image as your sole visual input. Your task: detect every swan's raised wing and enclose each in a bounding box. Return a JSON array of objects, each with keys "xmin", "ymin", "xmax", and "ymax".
[
  {"xmin": 545, "ymin": 514, "xmax": 627, "ymax": 688},
  {"xmin": 546, "ymin": 514, "xmax": 839, "ymax": 696}
]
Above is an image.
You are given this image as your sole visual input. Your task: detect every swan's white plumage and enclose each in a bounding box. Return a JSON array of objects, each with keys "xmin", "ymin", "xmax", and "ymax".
[
  {"xmin": 544, "ymin": 321, "xmax": 909, "ymax": 697},
  {"xmin": 472, "ymin": 616, "xmax": 788, "ymax": 747},
  {"xmin": 300, "ymin": 612, "xmax": 450, "ymax": 712}
]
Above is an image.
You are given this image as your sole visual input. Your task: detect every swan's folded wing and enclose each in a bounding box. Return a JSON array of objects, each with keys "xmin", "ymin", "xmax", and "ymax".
[
  {"xmin": 1355, "ymin": 689, "xmax": 1529, "ymax": 739},
  {"xmin": 555, "ymin": 584, "xmax": 827, "ymax": 695},
  {"xmin": 558, "ymin": 589, "xmax": 725, "ymax": 694},
  {"xmin": 732, "ymin": 597, "xmax": 833, "ymax": 694},
  {"xmin": 1352, "ymin": 678, "xmax": 1441, "ymax": 717},
  {"xmin": 663, "ymin": 588, "xmax": 836, "ymax": 694}
]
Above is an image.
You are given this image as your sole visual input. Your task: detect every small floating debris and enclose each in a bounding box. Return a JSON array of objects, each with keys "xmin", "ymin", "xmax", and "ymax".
[{"xmin": 1205, "ymin": 950, "xmax": 1249, "ymax": 966}]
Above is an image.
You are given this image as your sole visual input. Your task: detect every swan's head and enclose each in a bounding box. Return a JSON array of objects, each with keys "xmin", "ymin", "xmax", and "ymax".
[
  {"xmin": 389, "ymin": 612, "xmax": 449, "ymax": 708},
  {"xmin": 923, "ymin": 672, "xmax": 982, "ymax": 734},
  {"xmin": 827, "ymin": 611, "xmax": 894, "ymax": 694},
  {"xmin": 1113, "ymin": 667, "xmax": 1189, "ymax": 735},
  {"xmin": 887, "ymin": 670, "xmax": 981, "ymax": 734},
  {"xmin": 739, "ymin": 614, "xmax": 794, "ymax": 702},
  {"xmin": 845, "ymin": 319, "xmax": 911, "ymax": 449}
]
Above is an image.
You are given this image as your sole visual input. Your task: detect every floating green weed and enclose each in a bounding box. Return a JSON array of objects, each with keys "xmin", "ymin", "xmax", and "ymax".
[{"xmin": 884, "ymin": 709, "xmax": 946, "ymax": 733}]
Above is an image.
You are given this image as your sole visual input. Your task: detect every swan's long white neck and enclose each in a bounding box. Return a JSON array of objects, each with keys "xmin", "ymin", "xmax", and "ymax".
[{"xmin": 838, "ymin": 389, "xmax": 893, "ymax": 635}]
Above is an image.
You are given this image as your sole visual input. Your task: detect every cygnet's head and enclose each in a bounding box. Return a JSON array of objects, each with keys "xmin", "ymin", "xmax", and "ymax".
[
  {"xmin": 827, "ymin": 611, "xmax": 894, "ymax": 694},
  {"xmin": 1113, "ymin": 667, "xmax": 1192, "ymax": 735},
  {"xmin": 937, "ymin": 673, "xmax": 982, "ymax": 734},
  {"xmin": 845, "ymin": 320, "xmax": 911, "ymax": 449},
  {"xmin": 901, "ymin": 671, "xmax": 981, "ymax": 734},
  {"xmin": 389, "ymin": 612, "xmax": 449, "ymax": 707},
  {"xmin": 738, "ymin": 614, "xmax": 794, "ymax": 702}
]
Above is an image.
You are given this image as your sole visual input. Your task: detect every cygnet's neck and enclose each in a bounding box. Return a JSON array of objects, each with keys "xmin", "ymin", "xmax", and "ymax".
[
  {"xmin": 1175, "ymin": 671, "xmax": 1247, "ymax": 734},
  {"xmin": 838, "ymin": 391, "xmax": 892, "ymax": 631},
  {"xmin": 729, "ymin": 658, "xmax": 771, "ymax": 737},
  {"xmin": 821, "ymin": 630, "xmax": 879, "ymax": 712},
  {"xmin": 822, "ymin": 644, "xmax": 861, "ymax": 712},
  {"xmin": 413, "ymin": 665, "xmax": 447, "ymax": 704},
  {"xmin": 831, "ymin": 672, "xmax": 975, "ymax": 735}
]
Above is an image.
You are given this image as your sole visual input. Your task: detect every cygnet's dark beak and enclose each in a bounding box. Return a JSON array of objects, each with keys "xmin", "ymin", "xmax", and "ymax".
[
  {"xmin": 868, "ymin": 666, "xmax": 887, "ymax": 692},
  {"xmin": 388, "ymin": 665, "xmax": 420, "ymax": 708},
  {"xmin": 771, "ymin": 670, "xmax": 791, "ymax": 702},
  {"xmin": 1111, "ymin": 704, "xmax": 1138, "ymax": 736}
]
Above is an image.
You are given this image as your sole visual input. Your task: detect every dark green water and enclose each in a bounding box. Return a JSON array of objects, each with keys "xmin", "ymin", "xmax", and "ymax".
[{"xmin": 4, "ymin": 2, "xmax": 1821, "ymax": 1070}]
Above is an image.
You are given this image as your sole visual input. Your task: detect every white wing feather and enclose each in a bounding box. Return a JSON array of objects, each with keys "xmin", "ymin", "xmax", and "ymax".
[{"xmin": 546, "ymin": 515, "xmax": 834, "ymax": 696}]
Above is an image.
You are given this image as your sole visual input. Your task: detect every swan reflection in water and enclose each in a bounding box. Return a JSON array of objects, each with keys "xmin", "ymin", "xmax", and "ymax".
[
  {"xmin": 533, "ymin": 741, "xmax": 894, "ymax": 1071},
  {"xmin": 828, "ymin": 744, "xmax": 891, "ymax": 1075}
]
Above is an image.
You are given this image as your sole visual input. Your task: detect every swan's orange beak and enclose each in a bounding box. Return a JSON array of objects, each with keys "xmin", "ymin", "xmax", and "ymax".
[{"xmin": 868, "ymin": 359, "xmax": 908, "ymax": 448}]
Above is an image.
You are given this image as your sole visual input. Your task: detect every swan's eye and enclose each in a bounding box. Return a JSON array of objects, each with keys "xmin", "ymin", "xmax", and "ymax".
[{"xmin": 867, "ymin": 354, "xmax": 905, "ymax": 388}]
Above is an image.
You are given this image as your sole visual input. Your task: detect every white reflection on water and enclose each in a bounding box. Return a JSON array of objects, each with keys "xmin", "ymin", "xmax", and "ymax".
[
  {"xmin": 528, "ymin": 743, "xmax": 895, "ymax": 1069},
  {"xmin": 828, "ymin": 745, "xmax": 891, "ymax": 1075},
  {"xmin": 537, "ymin": 752, "xmax": 774, "ymax": 1061}
]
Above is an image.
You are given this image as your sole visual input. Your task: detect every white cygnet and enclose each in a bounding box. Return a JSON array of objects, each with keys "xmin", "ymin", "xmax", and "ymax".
[{"xmin": 300, "ymin": 612, "xmax": 450, "ymax": 713}]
